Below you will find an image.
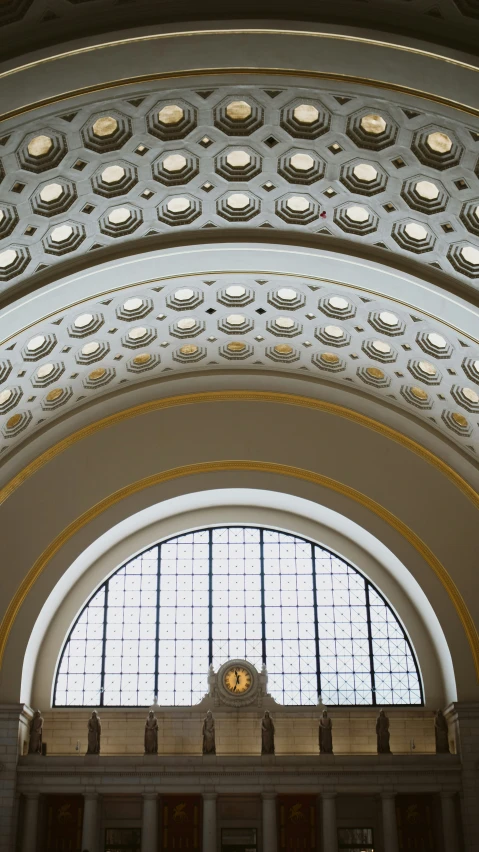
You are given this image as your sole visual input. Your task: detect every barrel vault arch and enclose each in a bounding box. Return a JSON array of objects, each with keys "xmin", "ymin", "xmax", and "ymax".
[{"xmin": 1, "ymin": 6, "xmax": 479, "ymax": 850}]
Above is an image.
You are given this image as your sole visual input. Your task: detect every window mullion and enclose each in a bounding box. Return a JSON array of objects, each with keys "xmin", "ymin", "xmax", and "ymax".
[
  {"xmin": 154, "ymin": 544, "xmax": 161, "ymax": 701},
  {"xmin": 208, "ymin": 529, "xmax": 213, "ymax": 665},
  {"xmin": 365, "ymin": 581, "xmax": 377, "ymax": 705},
  {"xmin": 311, "ymin": 544, "xmax": 322, "ymax": 702},
  {"xmin": 99, "ymin": 580, "xmax": 109, "ymax": 707},
  {"xmin": 260, "ymin": 528, "xmax": 266, "ymax": 665}
]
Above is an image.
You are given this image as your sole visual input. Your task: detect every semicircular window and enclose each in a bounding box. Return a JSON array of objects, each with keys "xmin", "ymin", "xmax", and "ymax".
[{"xmin": 54, "ymin": 527, "xmax": 423, "ymax": 707}]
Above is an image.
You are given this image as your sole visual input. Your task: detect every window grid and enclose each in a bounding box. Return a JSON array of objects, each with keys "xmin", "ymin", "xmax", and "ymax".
[
  {"xmin": 54, "ymin": 527, "xmax": 423, "ymax": 707},
  {"xmin": 263, "ymin": 530, "xmax": 318, "ymax": 705},
  {"xmin": 157, "ymin": 530, "xmax": 210, "ymax": 706},
  {"xmin": 211, "ymin": 527, "xmax": 263, "ymax": 672},
  {"xmin": 102, "ymin": 547, "xmax": 158, "ymax": 706}
]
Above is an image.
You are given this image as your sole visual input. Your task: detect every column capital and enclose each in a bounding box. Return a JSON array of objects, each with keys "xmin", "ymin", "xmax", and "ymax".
[
  {"xmin": 84, "ymin": 792, "xmax": 99, "ymax": 801},
  {"xmin": 203, "ymin": 792, "xmax": 217, "ymax": 801},
  {"xmin": 0, "ymin": 703, "xmax": 33, "ymax": 720},
  {"xmin": 143, "ymin": 792, "xmax": 158, "ymax": 801},
  {"xmin": 262, "ymin": 792, "xmax": 277, "ymax": 800},
  {"xmin": 445, "ymin": 701, "xmax": 479, "ymax": 721},
  {"xmin": 380, "ymin": 791, "xmax": 397, "ymax": 800},
  {"xmin": 440, "ymin": 790, "xmax": 457, "ymax": 799},
  {"xmin": 321, "ymin": 791, "xmax": 337, "ymax": 800},
  {"xmin": 24, "ymin": 792, "xmax": 40, "ymax": 801}
]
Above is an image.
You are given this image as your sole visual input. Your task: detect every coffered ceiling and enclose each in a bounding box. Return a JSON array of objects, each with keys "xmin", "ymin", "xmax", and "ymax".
[
  {"xmin": 1, "ymin": 85, "xmax": 479, "ymax": 304},
  {"xmin": 0, "ymin": 80, "xmax": 478, "ymax": 465},
  {"xmin": 1, "ymin": 268, "xmax": 478, "ymax": 460}
]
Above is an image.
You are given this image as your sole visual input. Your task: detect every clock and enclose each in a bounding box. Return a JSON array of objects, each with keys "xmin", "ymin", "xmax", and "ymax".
[
  {"xmin": 223, "ymin": 664, "xmax": 253, "ymax": 695},
  {"xmin": 214, "ymin": 659, "xmax": 261, "ymax": 707}
]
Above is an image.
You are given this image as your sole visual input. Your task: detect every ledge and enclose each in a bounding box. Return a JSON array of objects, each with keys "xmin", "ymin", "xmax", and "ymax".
[{"xmin": 16, "ymin": 752, "xmax": 462, "ymax": 793}]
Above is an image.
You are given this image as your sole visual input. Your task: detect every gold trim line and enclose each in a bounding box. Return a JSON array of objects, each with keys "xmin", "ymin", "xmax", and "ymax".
[
  {"xmin": 1, "ymin": 391, "xmax": 478, "ymax": 510},
  {"xmin": 3, "ymin": 67, "xmax": 479, "ymax": 124},
  {"xmin": 0, "ymin": 460, "xmax": 477, "ymax": 680},
  {"xmin": 3, "ymin": 28, "xmax": 479, "ymax": 79}
]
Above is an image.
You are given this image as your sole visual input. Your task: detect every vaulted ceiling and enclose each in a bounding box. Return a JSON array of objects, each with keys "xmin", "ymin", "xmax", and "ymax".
[
  {"xmin": 1, "ymin": 0, "xmax": 479, "ymax": 714},
  {"xmin": 0, "ymin": 81, "xmax": 478, "ymax": 464},
  {"xmin": 1, "ymin": 84, "xmax": 479, "ymax": 303},
  {"xmin": 1, "ymin": 0, "xmax": 479, "ymax": 60}
]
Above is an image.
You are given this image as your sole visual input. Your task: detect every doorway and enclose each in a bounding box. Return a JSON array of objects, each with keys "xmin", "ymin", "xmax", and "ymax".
[
  {"xmin": 104, "ymin": 827, "xmax": 141, "ymax": 851},
  {"xmin": 221, "ymin": 827, "xmax": 258, "ymax": 852}
]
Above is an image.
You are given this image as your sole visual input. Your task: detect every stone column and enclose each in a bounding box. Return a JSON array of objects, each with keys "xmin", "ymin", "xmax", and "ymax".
[
  {"xmin": 262, "ymin": 792, "xmax": 277, "ymax": 852},
  {"xmin": 21, "ymin": 794, "xmax": 39, "ymax": 852},
  {"xmin": 381, "ymin": 793, "xmax": 399, "ymax": 852},
  {"xmin": 0, "ymin": 703, "xmax": 32, "ymax": 852},
  {"xmin": 81, "ymin": 793, "xmax": 99, "ymax": 852},
  {"xmin": 321, "ymin": 792, "xmax": 338, "ymax": 852},
  {"xmin": 440, "ymin": 793, "xmax": 459, "ymax": 852},
  {"xmin": 141, "ymin": 793, "xmax": 158, "ymax": 852},
  {"xmin": 202, "ymin": 793, "xmax": 217, "ymax": 852},
  {"xmin": 446, "ymin": 701, "xmax": 479, "ymax": 852}
]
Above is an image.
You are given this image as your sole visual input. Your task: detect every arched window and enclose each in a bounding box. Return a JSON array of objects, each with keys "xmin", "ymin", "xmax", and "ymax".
[{"xmin": 54, "ymin": 527, "xmax": 423, "ymax": 707}]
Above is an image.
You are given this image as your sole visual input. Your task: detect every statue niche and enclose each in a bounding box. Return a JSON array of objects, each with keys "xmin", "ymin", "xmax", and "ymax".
[
  {"xmin": 86, "ymin": 711, "xmax": 101, "ymax": 755},
  {"xmin": 376, "ymin": 709, "xmax": 391, "ymax": 754},
  {"xmin": 28, "ymin": 709, "xmax": 43, "ymax": 755},
  {"xmin": 319, "ymin": 710, "xmax": 333, "ymax": 754},
  {"xmin": 144, "ymin": 711, "xmax": 158, "ymax": 755},
  {"xmin": 261, "ymin": 711, "xmax": 275, "ymax": 755},
  {"xmin": 202, "ymin": 710, "xmax": 216, "ymax": 755}
]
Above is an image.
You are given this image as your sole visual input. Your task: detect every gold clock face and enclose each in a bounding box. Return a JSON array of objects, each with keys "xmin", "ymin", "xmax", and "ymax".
[{"xmin": 223, "ymin": 665, "xmax": 253, "ymax": 694}]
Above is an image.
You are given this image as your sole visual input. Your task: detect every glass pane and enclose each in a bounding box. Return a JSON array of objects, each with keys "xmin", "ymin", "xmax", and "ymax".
[
  {"xmin": 211, "ymin": 526, "xmax": 262, "ymax": 672},
  {"xmin": 264, "ymin": 530, "xmax": 316, "ymax": 705},
  {"xmin": 103, "ymin": 548, "xmax": 158, "ymax": 706},
  {"xmin": 368, "ymin": 587, "xmax": 422, "ymax": 705},
  {"xmin": 315, "ymin": 547, "xmax": 373, "ymax": 705},
  {"xmin": 158, "ymin": 531, "xmax": 210, "ymax": 705}
]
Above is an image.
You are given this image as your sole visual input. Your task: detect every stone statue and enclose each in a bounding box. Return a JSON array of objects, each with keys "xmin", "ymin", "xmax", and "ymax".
[
  {"xmin": 434, "ymin": 710, "xmax": 450, "ymax": 754},
  {"xmin": 144, "ymin": 710, "xmax": 158, "ymax": 755},
  {"xmin": 86, "ymin": 711, "xmax": 101, "ymax": 755},
  {"xmin": 319, "ymin": 709, "xmax": 333, "ymax": 754},
  {"xmin": 261, "ymin": 711, "xmax": 275, "ymax": 755},
  {"xmin": 376, "ymin": 709, "xmax": 391, "ymax": 754},
  {"xmin": 28, "ymin": 709, "xmax": 43, "ymax": 755},
  {"xmin": 202, "ymin": 710, "xmax": 216, "ymax": 755}
]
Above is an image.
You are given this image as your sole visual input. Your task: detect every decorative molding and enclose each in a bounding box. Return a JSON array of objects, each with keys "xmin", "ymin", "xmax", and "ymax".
[
  {"xmin": 2, "ymin": 29, "xmax": 479, "ymax": 96},
  {"xmin": 1, "ymin": 271, "xmax": 478, "ymax": 459}
]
